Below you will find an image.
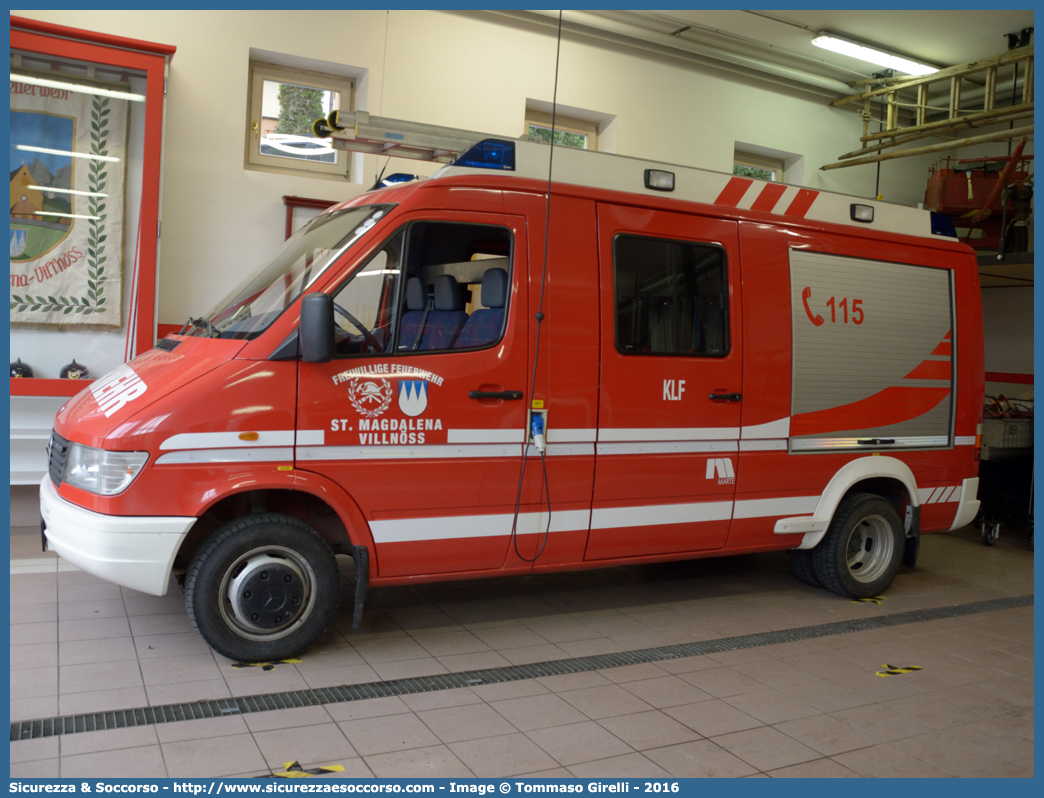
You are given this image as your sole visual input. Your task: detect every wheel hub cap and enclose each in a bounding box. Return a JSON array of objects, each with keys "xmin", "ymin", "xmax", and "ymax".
[
  {"xmin": 845, "ymin": 514, "xmax": 894, "ymax": 583},
  {"xmin": 228, "ymin": 554, "xmax": 306, "ymax": 632}
]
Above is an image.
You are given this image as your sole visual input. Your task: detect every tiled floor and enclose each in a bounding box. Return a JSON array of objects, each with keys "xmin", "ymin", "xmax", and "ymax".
[{"xmin": 10, "ymin": 522, "xmax": 1034, "ymax": 778}]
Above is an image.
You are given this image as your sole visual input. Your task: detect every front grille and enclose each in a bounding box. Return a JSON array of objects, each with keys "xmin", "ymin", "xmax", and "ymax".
[{"xmin": 47, "ymin": 431, "xmax": 70, "ymax": 487}]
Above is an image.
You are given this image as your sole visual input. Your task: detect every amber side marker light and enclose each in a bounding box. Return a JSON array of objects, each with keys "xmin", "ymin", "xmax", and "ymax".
[{"xmin": 239, "ymin": 432, "xmax": 259, "ymax": 441}]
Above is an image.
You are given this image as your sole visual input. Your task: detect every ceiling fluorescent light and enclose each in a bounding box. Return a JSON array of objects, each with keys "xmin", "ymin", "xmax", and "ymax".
[
  {"xmin": 811, "ymin": 32, "xmax": 938, "ymax": 76},
  {"xmin": 29, "ymin": 185, "xmax": 108, "ymax": 199},
  {"xmin": 17, "ymin": 144, "xmax": 120, "ymax": 163},
  {"xmin": 11, "ymin": 73, "xmax": 146, "ymax": 102},
  {"xmin": 37, "ymin": 212, "xmax": 102, "ymax": 221}
]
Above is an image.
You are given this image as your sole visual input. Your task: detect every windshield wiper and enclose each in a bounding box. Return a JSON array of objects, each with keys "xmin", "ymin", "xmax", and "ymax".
[{"xmin": 178, "ymin": 317, "xmax": 217, "ymax": 338}]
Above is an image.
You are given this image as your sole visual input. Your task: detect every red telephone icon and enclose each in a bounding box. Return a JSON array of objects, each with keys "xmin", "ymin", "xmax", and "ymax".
[{"xmin": 802, "ymin": 287, "xmax": 824, "ymax": 326}]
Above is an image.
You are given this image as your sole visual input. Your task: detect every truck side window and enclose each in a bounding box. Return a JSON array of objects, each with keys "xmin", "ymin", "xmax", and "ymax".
[
  {"xmin": 330, "ymin": 230, "xmax": 405, "ymax": 355},
  {"xmin": 330, "ymin": 222, "xmax": 513, "ymax": 356},
  {"xmin": 398, "ymin": 221, "xmax": 513, "ymax": 353},
  {"xmin": 613, "ymin": 234, "xmax": 728, "ymax": 357}
]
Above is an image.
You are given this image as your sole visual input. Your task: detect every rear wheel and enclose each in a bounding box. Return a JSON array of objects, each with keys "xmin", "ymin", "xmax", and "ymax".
[
  {"xmin": 185, "ymin": 513, "xmax": 340, "ymax": 662},
  {"xmin": 813, "ymin": 493, "xmax": 904, "ymax": 599},
  {"xmin": 787, "ymin": 549, "xmax": 822, "ymax": 588}
]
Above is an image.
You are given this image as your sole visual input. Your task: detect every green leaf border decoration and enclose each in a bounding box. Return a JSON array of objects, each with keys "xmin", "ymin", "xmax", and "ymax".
[{"xmin": 10, "ymin": 96, "xmax": 110, "ymax": 316}]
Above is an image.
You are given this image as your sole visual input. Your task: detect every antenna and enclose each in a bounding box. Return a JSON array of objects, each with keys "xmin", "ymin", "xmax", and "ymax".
[{"xmin": 510, "ymin": 10, "xmax": 563, "ymax": 564}]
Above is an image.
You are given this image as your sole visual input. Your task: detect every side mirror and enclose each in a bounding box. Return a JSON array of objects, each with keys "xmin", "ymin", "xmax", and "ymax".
[{"xmin": 299, "ymin": 293, "xmax": 335, "ymax": 363}]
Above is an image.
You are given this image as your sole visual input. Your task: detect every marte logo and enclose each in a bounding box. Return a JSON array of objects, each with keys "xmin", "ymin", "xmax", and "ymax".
[
  {"xmin": 398, "ymin": 380, "xmax": 428, "ymax": 417},
  {"xmin": 347, "ymin": 378, "xmax": 393, "ymax": 419},
  {"xmin": 705, "ymin": 457, "xmax": 735, "ymax": 484}
]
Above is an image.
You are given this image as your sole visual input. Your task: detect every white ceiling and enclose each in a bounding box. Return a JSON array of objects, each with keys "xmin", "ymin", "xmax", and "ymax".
[{"xmin": 585, "ymin": 10, "xmax": 1034, "ymax": 86}]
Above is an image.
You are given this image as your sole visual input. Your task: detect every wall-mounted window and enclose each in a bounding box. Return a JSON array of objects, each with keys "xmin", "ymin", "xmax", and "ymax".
[
  {"xmin": 733, "ymin": 143, "xmax": 803, "ymax": 185},
  {"xmin": 525, "ymin": 110, "xmax": 599, "ymax": 150},
  {"xmin": 734, "ymin": 151, "xmax": 784, "ymax": 182},
  {"xmin": 246, "ymin": 61, "xmax": 354, "ymax": 179}
]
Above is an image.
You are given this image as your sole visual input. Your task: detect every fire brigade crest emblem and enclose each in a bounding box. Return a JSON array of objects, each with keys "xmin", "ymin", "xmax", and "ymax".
[
  {"xmin": 348, "ymin": 378, "xmax": 393, "ymax": 419},
  {"xmin": 398, "ymin": 380, "xmax": 427, "ymax": 417}
]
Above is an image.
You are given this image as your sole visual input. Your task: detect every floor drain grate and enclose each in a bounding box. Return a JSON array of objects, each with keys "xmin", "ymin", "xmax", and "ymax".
[{"xmin": 11, "ymin": 594, "xmax": 1032, "ymax": 741}]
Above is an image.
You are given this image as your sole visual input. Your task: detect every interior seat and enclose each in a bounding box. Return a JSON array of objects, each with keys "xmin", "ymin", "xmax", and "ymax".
[
  {"xmin": 397, "ymin": 277, "xmax": 429, "ymax": 350},
  {"xmin": 422, "ymin": 275, "xmax": 469, "ymax": 349},
  {"xmin": 453, "ymin": 267, "xmax": 508, "ymax": 349}
]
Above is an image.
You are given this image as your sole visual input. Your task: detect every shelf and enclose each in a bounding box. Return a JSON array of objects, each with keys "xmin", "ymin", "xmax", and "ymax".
[
  {"xmin": 11, "ymin": 378, "xmax": 92, "ymax": 397},
  {"xmin": 11, "ymin": 470, "xmax": 46, "ymax": 486},
  {"xmin": 10, "ymin": 429, "xmax": 52, "ymax": 440}
]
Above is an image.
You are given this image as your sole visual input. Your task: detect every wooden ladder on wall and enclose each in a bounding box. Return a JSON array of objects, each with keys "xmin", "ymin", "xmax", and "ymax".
[{"xmin": 823, "ymin": 45, "xmax": 1033, "ymax": 170}]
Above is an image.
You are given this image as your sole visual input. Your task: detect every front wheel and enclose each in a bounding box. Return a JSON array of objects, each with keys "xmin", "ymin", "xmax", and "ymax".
[
  {"xmin": 185, "ymin": 513, "xmax": 341, "ymax": 662},
  {"xmin": 813, "ymin": 493, "xmax": 904, "ymax": 599}
]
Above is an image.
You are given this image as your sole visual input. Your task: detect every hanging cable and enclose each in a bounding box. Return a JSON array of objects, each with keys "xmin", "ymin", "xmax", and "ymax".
[
  {"xmin": 369, "ymin": 12, "xmax": 391, "ymax": 187},
  {"xmin": 509, "ymin": 11, "xmax": 562, "ymax": 564},
  {"xmin": 873, "ymin": 76, "xmax": 889, "ymax": 200}
]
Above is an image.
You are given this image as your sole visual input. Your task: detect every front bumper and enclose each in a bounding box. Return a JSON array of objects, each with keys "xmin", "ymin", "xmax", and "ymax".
[{"xmin": 39, "ymin": 476, "xmax": 195, "ymax": 596}]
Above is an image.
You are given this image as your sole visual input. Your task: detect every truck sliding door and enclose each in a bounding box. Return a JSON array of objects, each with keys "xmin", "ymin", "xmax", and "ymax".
[{"xmin": 586, "ymin": 203, "xmax": 742, "ymax": 560}]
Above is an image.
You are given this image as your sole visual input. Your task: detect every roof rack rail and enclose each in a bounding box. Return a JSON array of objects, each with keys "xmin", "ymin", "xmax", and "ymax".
[{"xmin": 313, "ymin": 110, "xmax": 498, "ymax": 164}]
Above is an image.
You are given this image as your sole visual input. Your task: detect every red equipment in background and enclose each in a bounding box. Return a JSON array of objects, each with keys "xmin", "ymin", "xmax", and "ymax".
[{"xmin": 924, "ymin": 144, "xmax": 1033, "ymax": 251}]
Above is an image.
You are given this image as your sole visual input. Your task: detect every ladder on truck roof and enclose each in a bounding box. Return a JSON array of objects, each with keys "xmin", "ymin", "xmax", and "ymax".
[
  {"xmin": 312, "ymin": 110, "xmax": 943, "ymax": 241},
  {"xmin": 314, "ymin": 110, "xmax": 496, "ymax": 164}
]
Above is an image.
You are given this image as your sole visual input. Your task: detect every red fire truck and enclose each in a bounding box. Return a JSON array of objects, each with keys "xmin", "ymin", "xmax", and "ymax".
[{"xmin": 41, "ymin": 117, "xmax": 983, "ymax": 661}]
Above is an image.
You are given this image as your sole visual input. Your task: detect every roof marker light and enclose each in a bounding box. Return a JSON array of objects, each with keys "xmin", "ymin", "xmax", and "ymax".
[
  {"xmin": 645, "ymin": 170, "xmax": 675, "ymax": 192},
  {"xmin": 850, "ymin": 204, "xmax": 874, "ymax": 223}
]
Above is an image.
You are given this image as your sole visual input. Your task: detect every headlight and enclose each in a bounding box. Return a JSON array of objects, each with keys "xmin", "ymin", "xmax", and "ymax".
[{"xmin": 63, "ymin": 444, "xmax": 149, "ymax": 496}]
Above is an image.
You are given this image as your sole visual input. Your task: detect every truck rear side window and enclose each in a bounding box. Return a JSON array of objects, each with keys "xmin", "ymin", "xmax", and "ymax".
[{"xmin": 614, "ymin": 234, "xmax": 729, "ymax": 357}]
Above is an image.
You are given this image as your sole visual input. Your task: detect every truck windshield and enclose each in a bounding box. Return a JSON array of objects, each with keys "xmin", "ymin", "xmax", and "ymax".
[{"xmin": 196, "ymin": 204, "xmax": 394, "ymax": 339}]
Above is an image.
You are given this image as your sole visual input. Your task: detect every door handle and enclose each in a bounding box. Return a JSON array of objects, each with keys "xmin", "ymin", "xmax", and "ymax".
[
  {"xmin": 709, "ymin": 392, "xmax": 742, "ymax": 402},
  {"xmin": 469, "ymin": 390, "xmax": 523, "ymax": 400},
  {"xmin": 857, "ymin": 438, "xmax": 896, "ymax": 445}
]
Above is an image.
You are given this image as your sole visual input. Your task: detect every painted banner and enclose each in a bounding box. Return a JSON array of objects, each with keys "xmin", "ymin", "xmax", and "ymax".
[{"xmin": 10, "ymin": 76, "xmax": 127, "ymax": 329}]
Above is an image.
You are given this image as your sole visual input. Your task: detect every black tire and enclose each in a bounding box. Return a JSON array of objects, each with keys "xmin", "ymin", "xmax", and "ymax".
[
  {"xmin": 185, "ymin": 513, "xmax": 340, "ymax": 662},
  {"xmin": 787, "ymin": 549, "xmax": 822, "ymax": 588},
  {"xmin": 812, "ymin": 493, "xmax": 904, "ymax": 599},
  {"xmin": 982, "ymin": 522, "xmax": 999, "ymax": 547}
]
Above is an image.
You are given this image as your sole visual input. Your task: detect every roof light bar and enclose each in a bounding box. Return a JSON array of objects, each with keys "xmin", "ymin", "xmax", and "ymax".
[
  {"xmin": 811, "ymin": 32, "xmax": 939, "ymax": 76},
  {"xmin": 454, "ymin": 140, "xmax": 515, "ymax": 171}
]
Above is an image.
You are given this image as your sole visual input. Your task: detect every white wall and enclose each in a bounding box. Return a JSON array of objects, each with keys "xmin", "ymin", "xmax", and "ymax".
[
  {"xmin": 982, "ymin": 287, "xmax": 1034, "ymax": 401},
  {"xmin": 10, "ymin": 9, "xmax": 1029, "ymax": 329}
]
